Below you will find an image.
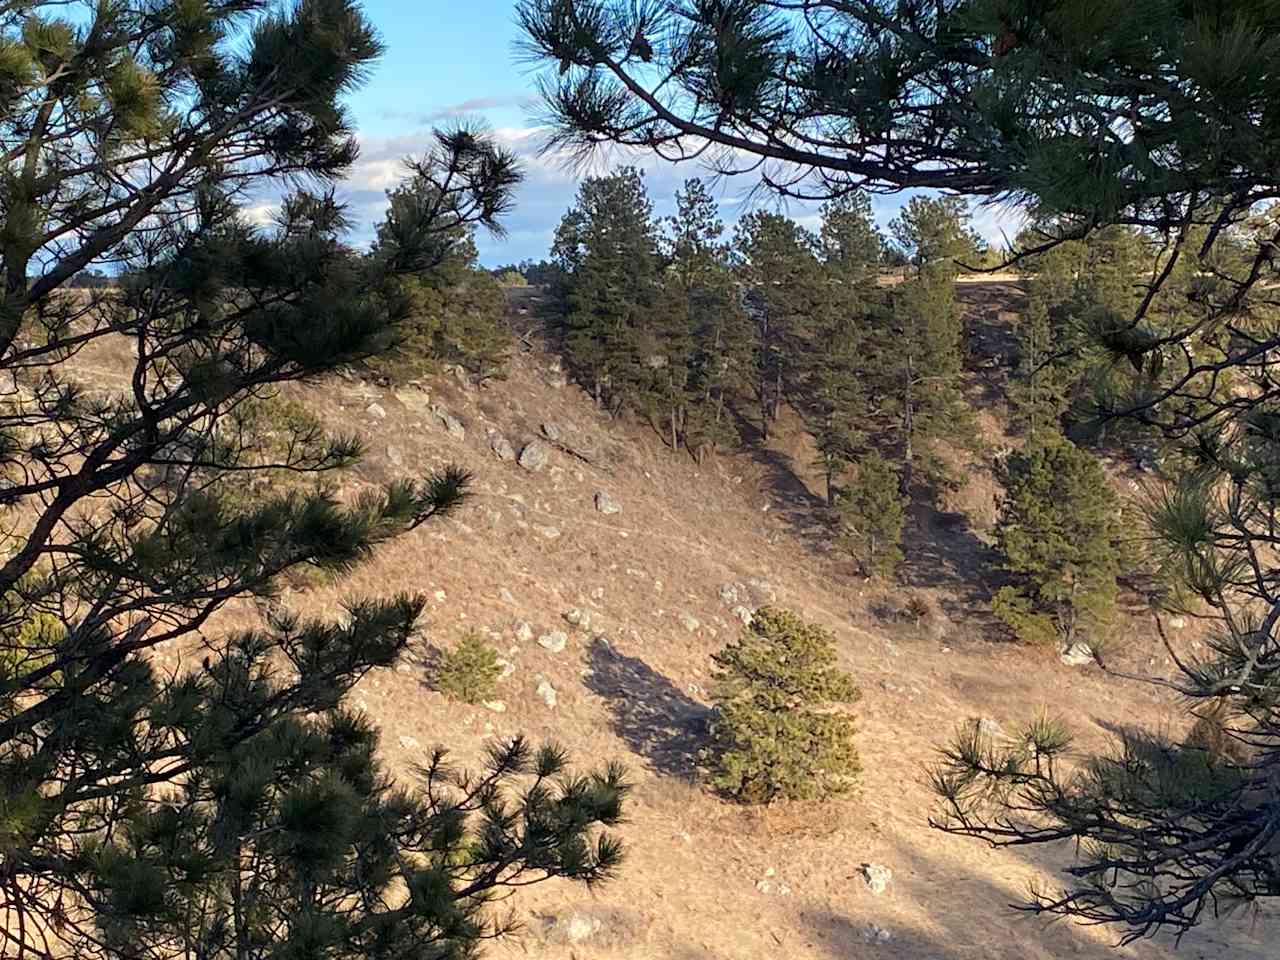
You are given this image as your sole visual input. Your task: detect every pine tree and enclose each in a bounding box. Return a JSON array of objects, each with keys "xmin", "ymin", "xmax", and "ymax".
[
  {"xmin": 549, "ymin": 167, "xmax": 661, "ymax": 411},
  {"xmin": 521, "ymin": 0, "xmax": 1280, "ymax": 936},
  {"xmin": 658, "ymin": 178, "xmax": 749, "ymax": 458},
  {"xmin": 87, "ymin": 712, "xmax": 627, "ymax": 960},
  {"xmin": 710, "ymin": 607, "xmax": 861, "ymax": 804},
  {"xmin": 435, "ymin": 630, "xmax": 502, "ymax": 704},
  {"xmin": 733, "ymin": 212, "xmax": 823, "ymax": 441},
  {"xmin": 838, "ymin": 453, "xmax": 907, "ymax": 578},
  {"xmin": 992, "ymin": 436, "xmax": 1121, "ymax": 647},
  {"xmin": 0, "ymin": 6, "xmax": 621, "ymax": 955}
]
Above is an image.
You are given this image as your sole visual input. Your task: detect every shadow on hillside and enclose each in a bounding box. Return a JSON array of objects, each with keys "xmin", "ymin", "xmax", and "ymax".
[
  {"xmin": 727, "ymin": 406, "xmax": 831, "ymax": 552},
  {"xmin": 585, "ymin": 640, "xmax": 713, "ymax": 780},
  {"xmin": 901, "ymin": 500, "xmax": 1008, "ymax": 632}
]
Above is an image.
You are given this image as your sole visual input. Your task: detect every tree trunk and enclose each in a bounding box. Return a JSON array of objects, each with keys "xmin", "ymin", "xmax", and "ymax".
[{"xmin": 900, "ymin": 357, "xmax": 914, "ymax": 497}]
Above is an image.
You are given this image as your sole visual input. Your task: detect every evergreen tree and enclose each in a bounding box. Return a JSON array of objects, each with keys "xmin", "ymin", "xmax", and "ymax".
[
  {"xmin": 838, "ymin": 453, "xmax": 907, "ymax": 579},
  {"xmin": 658, "ymin": 178, "xmax": 749, "ymax": 458},
  {"xmin": 521, "ymin": 0, "xmax": 1280, "ymax": 937},
  {"xmin": 435, "ymin": 629, "xmax": 502, "ymax": 704},
  {"xmin": 88, "ymin": 714, "xmax": 626, "ymax": 960},
  {"xmin": 549, "ymin": 167, "xmax": 661, "ymax": 411},
  {"xmin": 710, "ymin": 607, "xmax": 861, "ymax": 804},
  {"xmin": 888, "ymin": 196, "xmax": 982, "ymax": 277},
  {"xmin": 732, "ymin": 212, "xmax": 823, "ymax": 441},
  {"xmin": 367, "ymin": 231, "xmax": 510, "ymax": 385},
  {"xmin": 0, "ymin": 5, "xmax": 622, "ymax": 955},
  {"xmin": 992, "ymin": 436, "xmax": 1121, "ymax": 647}
]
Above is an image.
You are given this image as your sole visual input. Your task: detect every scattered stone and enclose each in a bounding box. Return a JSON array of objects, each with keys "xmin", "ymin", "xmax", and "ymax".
[
  {"xmin": 495, "ymin": 658, "xmax": 517, "ymax": 681},
  {"xmin": 483, "ymin": 700, "xmax": 506, "ymax": 713},
  {"xmin": 718, "ymin": 582, "xmax": 741, "ymax": 605},
  {"xmin": 535, "ymin": 677, "xmax": 558, "ymax": 708},
  {"xmin": 533, "ymin": 524, "xmax": 561, "ymax": 540},
  {"xmin": 518, "ymin": 440, "xmax": 550, "ymax": 472},
  {"xmin": 498, "ymin": 588, "xmax": 516, "ymax": 604},
  {"xmin": 564, "ymin": 608, "xmax": 592, "ymax": 630},
  {"xmin": 398, "ymin": 735, "xmax": 421, "ymax": 751},
  {"xmin": 541, "ymin": 422, "xmax": 563, "ymax": 442},
  {"xmin": 513, "ymin": 621, "xmax": 534, "ymax": 643},
  {"xmin": 540, "ymin": 911, "xmax": 600, "ymax": 944},
  {"xmin": 490, "ymin": 433, "xmax": 516, "ymax": 461},
  {"xmin": 1168, "ymin": 616, "xmax": 1187, "ymax": 630},
  {"xmin": 366, "ymin": 402, "xmax": 387, "ymax": 419},
  {"xmin": 590, "ymin": 586, "xmax": 605, "ymax": 601},
  {"xmin": 862, "ymin": 863, "xmax": 893, "ymax": 895},
  {"xmin": 863, "ymin": 923, "xmax": 893, "ymax": 944},
  {"xmin": 1060, "ymin": 642, "xmax": 1096, "ymax": 666},
  {"xmin": 432, "ymin": 589, "xmax": 447, "ymax": 603},
  {"xmin": 432, "ymin": 404, "xmax": 465, "ymax": 440},
  {"xmin": 538, "ymin": 630, "xmax": 568, "ymax": 653},
  {"xmin": 679, "ymin": 612, "xmax": 701, "ymax": 633},
  {"xmin": 386, "ymin": 445, "xmax": 404, "ymax": 467},
  {"xmin": 594, "ymin": 490, "xmax": 622, "ymax": 515},
  {"xmin": 731, "ymin": 605, "xmax": 754, "ymax": 626},
  {"xmin": 755, "ymin": 880, "xmax": 772, "ymax": 893}
]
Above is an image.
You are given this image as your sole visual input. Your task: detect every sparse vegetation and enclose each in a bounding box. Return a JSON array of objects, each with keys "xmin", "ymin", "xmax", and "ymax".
[
  {"xmin": 709, "ymin": 607, "xmax": 861, "ymax": 803},
  {"xmin": 435, "ymin": 630, "xmax": 502, "ymax": 703}
]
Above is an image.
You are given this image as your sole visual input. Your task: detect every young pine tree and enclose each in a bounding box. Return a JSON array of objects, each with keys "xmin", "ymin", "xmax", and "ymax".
[
  {"xmin": 435, "ymin": 630, "xmax": 502, "ymax": 704},
  {"xmin": 710, "ymin": 607, "xmax": 861, "ymax": 803},
  {"xmin": 837, "ymin": 453, "xmax": 907, "ymax": 579},
  {"xmin": 992, "ymin": 436, "xmax": 1121, "ymax": 647}
]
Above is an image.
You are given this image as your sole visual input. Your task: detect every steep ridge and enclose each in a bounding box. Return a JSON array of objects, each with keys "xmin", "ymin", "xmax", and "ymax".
[{"xmin": 138, "ymin": 282, "xmax": 1275, "ymax": 960}]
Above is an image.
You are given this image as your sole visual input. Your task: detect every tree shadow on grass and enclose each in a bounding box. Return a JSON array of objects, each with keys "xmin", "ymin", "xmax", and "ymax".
[
  {"xmin": 901, "ymin": 499, "xmax": 1010, "ymax": 632},
  {"xmin": 726, "ymin": 404, "xmax": 832, "ymax": 553},
  {"xmin": 585, "ymin": 639, "xmax": 713, "ymax": 780}
]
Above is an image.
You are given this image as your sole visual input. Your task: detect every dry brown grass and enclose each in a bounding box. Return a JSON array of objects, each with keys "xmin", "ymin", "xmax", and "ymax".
[{"xmin": 67, "ymin": 283, "xmax": 1277, "ymax": 959}]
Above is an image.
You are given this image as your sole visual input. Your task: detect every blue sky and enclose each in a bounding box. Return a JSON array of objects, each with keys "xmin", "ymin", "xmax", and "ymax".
[{"xmin": 316, "ymin": 1, "xmax": 1022, "ymax": 266}]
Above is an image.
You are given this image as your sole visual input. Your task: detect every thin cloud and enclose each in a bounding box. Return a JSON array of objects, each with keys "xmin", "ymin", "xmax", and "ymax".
[{"xmin": 382, "ymin": 94, "xmax": 538, "ymax": 124}]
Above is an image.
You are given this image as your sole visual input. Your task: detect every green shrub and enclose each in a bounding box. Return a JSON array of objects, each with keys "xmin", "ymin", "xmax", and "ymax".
[
  {"xmin": 435, "ymin": 630, "xmax": 501, "ymax": 704},
  {"xmin": 709, "ymin": 607, "xmax": 861, "ymax": 803}
]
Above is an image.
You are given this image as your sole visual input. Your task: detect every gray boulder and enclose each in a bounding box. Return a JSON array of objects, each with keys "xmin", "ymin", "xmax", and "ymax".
[
  {"xmin": 594, "ymin": 490, "xmax": 622, "ymax": 515},
  {"xmin": 518, "ymin": 440, "xmax": 550, "ymax": 472},
  {"xmin": 862, "ymin": 863, "xmax": 893, "ymax": 895},
  {"xmin": 490, "ymin": 433, "xmax": 516, "ymax": 461},
  {"xmin": 538, "ymin": 630, "xmax": 568, "ymax": 653},
  {"xmin": 431, "ymin": 404, "xmax": 465, "ymax": 441}
]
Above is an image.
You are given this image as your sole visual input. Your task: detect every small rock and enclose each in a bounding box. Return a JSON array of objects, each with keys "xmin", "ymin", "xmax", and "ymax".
[
  {"xmin": 386, "ymin": 445, "xmax": 404, "ymax": 467},
  {"xmin": 535, "ymin": 677, "xmax": 558, "ymax": 708},
  {"xmin": 533, "ymin": 524, "xmax": 561, "ymax": 540},
  {"xmin": 731, "ymin": 605, "xmax": 754, "ymax": 626},
  {"xmin": 499, "ymin": 588, "xmax": 516, "ymax": 604},
  {"xmin": 1060, "ymin": 642, "xmax": 1096, "ymax": 666},
  {"xmin": 863, "ymin": 923, "xmax": 893, "ymax": 944},
  {"xmin": 490, "ymin": 433, "xmax": 516, "ymax": 461},
  {"xmin": 679, "ymin": 612, "xmax": 701, "ymax": 633},
  {"xmin": 483, "ymin": 700, "xmax": 506, "ymax": 713},
  {"xmin": 538, "ymin": 631, "xmax": 568, "ymax": 653},
  {"xmin": 594, "ymin": 490, "xmax": 622, "ymax": 515},
  {"xmin": 432, "ymin": 589, "xmax": 447, "ymax": 603},
  {"xmin": 366, "ymin": 402, "xmax": 386, "ymax": 419},
  {"xmin": 862, "ymin": 863, "xmax": 893, "ymax": 895},
  {"xmin": 432, "ymin": 404, "xmax": 465, "ymax": 440},
  {"xmin": 518, "ymin": 441, "xmax": 550, "ymax": 472},
  {"xmin": 564, "ymin": 608, "xmax": 592, "ymax": 630},
  {"xmin": 495, "ymin": 658, "xmax": 517, "ymax": 681},
  {"xmin": 755, "ymin": 880, "xmax": 772, "ymax": 893},
  {"xmin": 718, "ymin": 582, "xmax": 741, "ymax": 605},
  {"xmin": 1168, "ymin": 616, "xmax": 1187, "ymax": 630},
  {"xmin": 590, "ymin": 587, "xmax": 605, "ymax": 601},
  {"xmin": 513, "ymin": 621, "xmax": 535, "ymax": 643},
  {"xmin": 398, "ymin": 735, "xmax": 421, "ymax": 751},
  {"xmin": 541, "ymin": 422, "xmax": 563, "ymax": 442}
]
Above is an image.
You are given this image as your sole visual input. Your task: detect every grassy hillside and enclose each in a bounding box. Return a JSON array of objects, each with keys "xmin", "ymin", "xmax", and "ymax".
[{"xmin": 125, "ymin": 281, "xmax": 1275, "ymax": 960}]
